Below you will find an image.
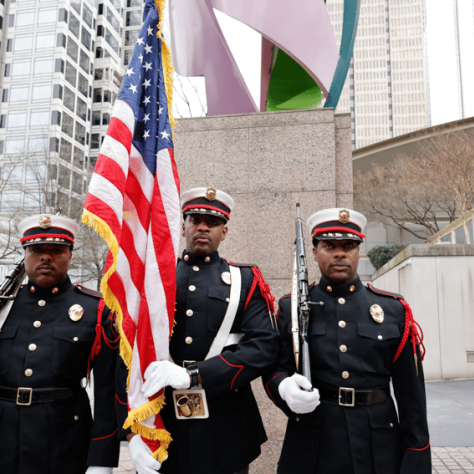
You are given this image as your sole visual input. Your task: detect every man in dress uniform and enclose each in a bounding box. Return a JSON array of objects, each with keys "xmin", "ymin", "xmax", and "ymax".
[
  {"xmin": 128, "ymin": 187, "xmax": 279, "ymax": 474},
  {"xmin": 0, "ymin": 214, "xmax": 122, "ymax": 474},
  {"xmin": 263, "ymin": 208, "xmax": 431, "ymax": 474}
]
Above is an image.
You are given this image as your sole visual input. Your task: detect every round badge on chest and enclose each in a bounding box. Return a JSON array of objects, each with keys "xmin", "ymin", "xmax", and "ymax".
[
  {"xmin": 221, "ymin": 272, "xmax": 231, "ymax": 285},
  {"xmin": 69, "ymin": 304, "xmax": 84, "ymax": 322},
  {"xmin": 370, "ymin": 304, "xmax": 384, "ymax": 324}
]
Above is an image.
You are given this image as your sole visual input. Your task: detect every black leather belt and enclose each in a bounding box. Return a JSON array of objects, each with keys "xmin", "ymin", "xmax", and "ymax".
[
  {"xmin": 174, "ymin": 360, "xmax": 197, "ymax": 368},
  {"xmin": 319, "ymin": 385, "xmax": 389, "ymax": 407},
  {"xmin": 0, "ymin": 381, "xmax": 83, "ymax": 406}
]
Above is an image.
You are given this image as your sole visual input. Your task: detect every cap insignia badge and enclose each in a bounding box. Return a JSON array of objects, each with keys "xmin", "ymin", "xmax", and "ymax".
[
  {"xmin": 39, "ymin": 215, "xmax": 52, "ymax": 229},
  {"xmin": 69, "ymin": 304, "xmax": 84, "ymax": 322},
  {"xmin": 338, "ymin": 209, "xmax": 350, "ymax": 224},
  {"xmin": 221, "ymin": 272, "xmax": 231, "ymax": 285},
  {"xmin": 205, "ymin": 188, "xmax": 217, "ymax": 201},
  {"xmin": 370, "ymin": 304, "xmax": 384, "ymax": 324}
]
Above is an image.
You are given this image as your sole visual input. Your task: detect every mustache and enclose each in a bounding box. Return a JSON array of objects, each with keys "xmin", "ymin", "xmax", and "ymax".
[
  {"xmin": 193, "ymin": 233, "xmax": 211, "ymax": 242},
  {"xmin": 330, "ymin": 261, "xmax": 349, "ymax": 267}
]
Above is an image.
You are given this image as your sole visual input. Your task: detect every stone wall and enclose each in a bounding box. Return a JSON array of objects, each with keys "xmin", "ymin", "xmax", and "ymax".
[{"xmin": 174, "ymin": 109, "xmax": 353, "ymax": 473}]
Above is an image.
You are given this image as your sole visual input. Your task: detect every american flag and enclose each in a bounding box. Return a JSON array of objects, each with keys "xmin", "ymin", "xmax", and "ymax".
[{"xmin": 82, "ymin": 0, "xmax": 180, "ymax": 460}]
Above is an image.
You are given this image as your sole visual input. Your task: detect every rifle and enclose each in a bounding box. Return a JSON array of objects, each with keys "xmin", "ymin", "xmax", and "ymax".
[
  {"xmin": 291, "ymin": 203, "xmax": 323, "ymax": 386},
  {"xmin": 0, "ymin": 257, "xmax": 26, "ymax": 312}
]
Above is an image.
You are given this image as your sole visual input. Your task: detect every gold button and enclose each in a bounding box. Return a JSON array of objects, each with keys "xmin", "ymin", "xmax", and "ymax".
[
  {"xmin": 342, "ymin": 371, "xmax": 349, "ymax": 379},
  {"xmin": 205, "ymin": 256, "xmax": 211, "ymax": 262},
  {"xmin": 226, "ymin": 298, "xmax": 230, "ymax": 302},
  {"xmin": 186, "ymin": 309, "xmax": 193, "ymax": 317},
  {"xmin": 378, "ymin": 335, "xmax": 383, "ymax": 340},
  {"xmin": 28, "ymin": 344, "xmax": 37, "ymax": 351},
  {"xmin": 390, "ymin": 423, "xmax": 393, "ymax": 428},
  {"xmin": 33, "ymin": 321, "xmax": 41, "ymax": 328},
  {"xmin": 349, "ymin": 285, "xmax": 355, "ymax": 292},
  {"xmin": 339, "ymin": 320, "xmax": 346, "ymax": 328},
  {"xmin": 295, "ymin": 417, "xmax": 300, "ymax": 422},
  {"xmin": 38, "ymin": 300, "xmax": 46, "ymax": 307},
  {"xmin": 338, "ymin": 298, "xmax": 345, "ymax": 305},
  {"xmin": 52, "ymin": 287, "xmax": 59, "ymax": 294},
  {"xmin": 25, "ymin": 369, "xmax": 33, "ymax": 377},
  {"xmin": 185, "ymin": 337, "xmax": 193, "ymax": 345},
  {"xmin": 193, "ymin": 266, "xmax": 199, "ymax": 271},
  {"xmin": 340, "ymin": 345, "xmax": 347, "ymax": 353},
  {"xmin": 73, "ymin": 337, "xmax": 79, "ymax": 342},
  {"xmin": 189, "ymin": 285, "xmax": 196, "ymax": 291},
  {"xmin": 30, "ymin": 286, "xmax": 35, "ymax": 293},
  {"xmin": 184, "ymin": 255, "xmax": 189, "ymax": 261},
  {"xmin": 327, "ymin": 286, "xmax": 332, "ymax": 292},
  {"xmin": 74, "ymin": 416, "xmax": 79, "ymax": 421}
]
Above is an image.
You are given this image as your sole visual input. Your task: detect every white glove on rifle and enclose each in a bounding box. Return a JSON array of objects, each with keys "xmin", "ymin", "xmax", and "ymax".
[
  {"xmin": 129, "ymin": 435, "xmax": 162, "ymax": 474},
  {"xmin": 85, "ymin": 467, "xmax": 113, "ymax": 474},
  {"xmin": 278, "ymin": 373, "xmax": 320, "ymax": 414},
  {"xmin": 142, "ymin": 360, "xmax": 190, "ymax": 398}
]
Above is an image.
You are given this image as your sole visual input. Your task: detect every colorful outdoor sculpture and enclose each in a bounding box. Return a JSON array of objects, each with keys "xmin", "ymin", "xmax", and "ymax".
[{"xmin": 168, "ymin": 0, "xmax": 361, "ymax": 115}]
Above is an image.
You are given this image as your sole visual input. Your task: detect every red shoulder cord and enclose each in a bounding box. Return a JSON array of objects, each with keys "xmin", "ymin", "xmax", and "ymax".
[
  {"xmin": 87, "ymin": 300, "xmax": 120, "ymax": 375},
  {"xmin": 393, "ymin": 299, "xmax": 426, "ymax": 375},
  {"xmin": 244, "ymin": 266, "xmax": 276, "ymax": 318}
]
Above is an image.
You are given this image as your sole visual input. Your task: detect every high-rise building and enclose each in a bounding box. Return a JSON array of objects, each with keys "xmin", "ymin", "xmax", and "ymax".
[
  {"xmin": 327, "ymin": 0, "xmax": 429, "ymax": 149},
  {"xmin": 0, "ymin": 0, "xmax": 123, "ymax": 223}
]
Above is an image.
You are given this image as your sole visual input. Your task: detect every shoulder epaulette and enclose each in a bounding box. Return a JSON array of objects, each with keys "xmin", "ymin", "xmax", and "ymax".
[
  {"xmin": 75, "ymin": 284, "xmax": 103, "ymax": 299},
  {"xmin": 367, "ymin": 283, "xmax": 403, "ymax": 300},
  {"xmin": 226, "ymin": 260, "xmax": 257, "ymax": 269},
  {"xmin": 280, "ymin": 293, "xmax": 291, "ymax": 301}
]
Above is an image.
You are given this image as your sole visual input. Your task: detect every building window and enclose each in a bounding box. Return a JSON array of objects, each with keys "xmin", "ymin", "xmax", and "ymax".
[
  {"xmin": 58, "ymin": 8, "xmax": 68, "ymax": 23},
  {"xmin": 0, "ymin": 190, "xmax": 21, "ymax": 212},
  {"xmin": 34, "ymin": 56, "xmax": 54, "ymax": 78},
  {"xmin": 79, "ymin": 50, "xmax": 89, "ymax": 73},
  {"xmin": 91, "ymin": 133, "xmax": 100, "ymax": 149},
  {"xmin": 72, "ymin": 171, "xmax": 83, "ymax": 193},
  {"xmin": 76, "ymin": 98, "xmax": 87, "ymax": 121},
  {"xmin": 94, "ymin": 68, "xmax": 103, "ymax": 80},
  {"xmin": 125, "ymin": 30, "xmax": 138, "ymax": 46},
  {"xmin": 82, "ymin": 4, "xmax": 93, "ymax": 28},
  {"xmin": 77, "ymin": 73, "xmax": 88, "ymax": 97},
  {"xmin": 60, "ymin": 138, "xmax": 73, "ymax": 161},
  {"xmin": 36, "ymin": 31, "xmax": 55, "ymax": 52},
  {"xmin": 2, "ymin": 163, "xmax": 23, "ymax": 184},
  {"xmin": 65, "ymin": 62, "xmax": 77, "ymax": 87},
  {"xmin": 103, "ymin": 90, "xmax": 111, "ymax": 103},
  {"xmin": 16, "ymin": 9, "xmax": 35, "ymax": 30},
  {"xmin": 93, "ymin": 88, "xmax": 102, "ymax": 103},
  {"xmin": 10, "ymin": 84, "xmax": 29, "ymax": 105},
  {"xmin": 127, "ymin": 0, "xmax": 142, "ymax": 7},
  {"xmin": 6, "ymin": 39, "xmax": 12, "ymax": 52},
  {"xmin": 73, "ymin": 146, "xmax": 84, "ymax": 169},
  {"xmin": 98, "ymin": 4, "xmax": 104, "ymax": 15},
  {"xmin": 75, "ymin": 122, "xmax": 86, "ymax": 145},
  {"xmin": 0, "ymin": 115, "xmax": 5, "ymax": 128},
  {"xmin": 70, "ymin": 0, "xmax": 81, "ymax": 15},
  {"xmin": 92, "ymin": 111, "xmax": 101, "ymax": 126},
  {"xmin": 14, "ymin": 34, "xmax": 33, "ymax": 53},
  {"xmin": 32, "ymin": 82, "xmax": 52, "ymax": 104},
  {"xmin": 38, "ymin": 7, "xmax": 57, "ymax": 27},
  {"xmin": 26, "ymin": 160, "xmax": 47, "ymax": 182},
  {"xmin": 56, "ymin": 33, "xmax": 67, "ymax": 49},
  {"xmin": 55, "ymin": 58, "xmax": 65, "ymax": 74},
  {"xmin": 81, "ymin": 26, "xmax": 91, "ymax": 50},
  {"xmin": 58, "ymin": 165, "xmax": 70, "ymax": 189},
  {"xmin": 8, "ymin": 110, "xmax": 28, "ymax": 131},
  {"xmin": 97, "ymin": 25, "xmax": 103, "ymax": 37},
  {"xmin": 69, "ymin": 13, "xmax": 80, "ymax": 38},
  {"xmin": 5, "ymin": 137, "xmax": 25, "ymax": 156},
  {"xmin": 61, "ymin": 111, "xmax": 74, "ymax": 137},
  {"xmin": 50, "ymin": 137, "xmax": 59, "ymax": 153},
  {"xmin": 67, "ymin": 37, "xmax": 79, "ymax": 62},
  {"xmin": 23, "ymin": 189, "xmax": 43, "ymax": 211},
  {"xmin": 51, "ymin": 110, "xmax": 61, "ymax": 126},
  {"xmin": 0, "ymin": 141, "xmax": 3, "ymax": 155},
  {"xmin": 2, "ymin": 89, "xmax": 8, "ymax": 102},
  {"xmin": 30, "ymin": 108, "xmax": 50, "ymax": 130},
  {"xmin": 9, "ymin": 15, "xmax": 15, "ymax": 28},
  {"xmin": 4, "ymin": 64, "xmax": 11, "ymax": 77},
  {"xmin": 126, "ymin": 10, "xmax": 141, "ymax": 27},
  {"xmin": 102, "ymin": 113, "xmax": 110, "ymax": 126},
  {"xmin": 95, "ymin": 46, "xmax": 103, "ymax": 58},
  {"xmin": 63, "ymin": 86, "xmax": 75, "ymax": 112}
]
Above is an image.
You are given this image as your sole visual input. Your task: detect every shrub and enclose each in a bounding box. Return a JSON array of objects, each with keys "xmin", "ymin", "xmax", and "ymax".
[{"xmin": 367, "ymin": 244, "xmax": 406, "ymax": 271}]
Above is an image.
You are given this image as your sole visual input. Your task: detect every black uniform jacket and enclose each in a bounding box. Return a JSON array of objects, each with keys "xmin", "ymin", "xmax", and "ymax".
[
  {"xmin": 160, "ymin": 250, "xmax": 279, "ymax": 474},
  {"xmin": 0, "ymin": 277, "xmax": 121, "ymax": 474},
  {"xmin": 263, "ymin": 276, "xmax": 431, "ymax": 474}
]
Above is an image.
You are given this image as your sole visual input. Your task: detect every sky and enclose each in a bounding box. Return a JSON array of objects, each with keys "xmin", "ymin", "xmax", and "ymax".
[{"xmin": 172, "ymin": 1, "xmax": 474, "ymax": 127}]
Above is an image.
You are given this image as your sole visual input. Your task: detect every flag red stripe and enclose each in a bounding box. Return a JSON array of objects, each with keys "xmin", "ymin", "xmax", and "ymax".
[
  {"xmin": 84, "ymin": 194, "xmax": 122, "ymax": 238},
  {"xmin": 136, "ymin": 294, "xmax": 157, "ymax": 376},
  {"xmin": 109, "ymin": 271, "xmax": 137, "ymax": 343},
  {"xmin": 126, "ymin": 170, "xmax": 152, "ymax": 231},
  {"xmin": 168, "ymin": 149, "xmax": 180, "ymax": 195},
  {"xmin": 150, "ymin": 176, "xmax": 178, "ymax": 334},
  {"xmin": 107, "ymin": 117, "xmax": 133, "ymax": 155},
  {"xmin": 93, "ymin": 155, "xmax": 127, "ymax": 195}
]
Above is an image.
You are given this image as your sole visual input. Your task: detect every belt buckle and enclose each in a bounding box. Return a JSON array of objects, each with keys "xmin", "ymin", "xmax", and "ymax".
[
  {"xmin": 182, "ymin": 360, "xmax": 196, "ymax": 368},
  {"xmin": 339, "ymin": 387, "xmax": 355, "ymax": 407},
  {"xmin": 17, "ymin": 387, "xmax": 33, "ymax": 406}
]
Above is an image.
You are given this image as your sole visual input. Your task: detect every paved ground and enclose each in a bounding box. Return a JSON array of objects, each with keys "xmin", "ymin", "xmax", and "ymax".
[{"xmin": 112, "ymin": 378, "xmax": 474, "ymax": 473}]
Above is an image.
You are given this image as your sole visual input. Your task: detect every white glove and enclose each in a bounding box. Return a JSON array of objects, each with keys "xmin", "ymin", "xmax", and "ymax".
[
  {"xmin": 85, "ymin": 468, "xmax": 113, "ymax": 474},
  {"xmin": 129, "ymin": 435, "xmax": 162, "ymax": 474},
  {"xmin": 278, "ymin": 373, "xmax": 320, "ymax": 414},
  {"xmin": 142, "ymin": 360, "xmax": 190, "ymax": 398}
]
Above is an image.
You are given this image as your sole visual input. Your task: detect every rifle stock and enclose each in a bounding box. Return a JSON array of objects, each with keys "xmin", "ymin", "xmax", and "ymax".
[{"xmin": 0, "ymin": 257, "xmax": 26, "ymax": 311}]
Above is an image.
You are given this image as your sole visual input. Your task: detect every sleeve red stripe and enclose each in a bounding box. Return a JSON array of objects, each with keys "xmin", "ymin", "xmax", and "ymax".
[
  {"xmin": 218, "ymin": 355, "xmax": 244, "ymax": 390},
  {"xmin": 265, "ymin": 372, "xmax": 286, "ymax": 405},
  {"xmin": 91, "ymin": 428, "xmax": 118, "ymax": 441},
  {"xmin": 407, "ymin": 436, "xmax": 430, "ymax": 451}
]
